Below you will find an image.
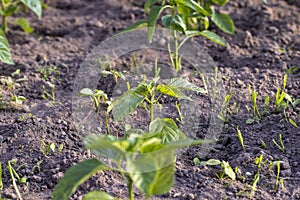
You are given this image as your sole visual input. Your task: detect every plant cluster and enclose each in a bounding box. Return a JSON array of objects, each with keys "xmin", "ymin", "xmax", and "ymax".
[{"xmin": 53, "ymin": 64, "xmax": 213, "ymax": 199}]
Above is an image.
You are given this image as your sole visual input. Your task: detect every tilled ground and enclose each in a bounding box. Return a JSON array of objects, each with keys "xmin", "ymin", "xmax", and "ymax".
[{"xmin": 0, "ymin": 0, "xmax": 299, "ymax": 199}]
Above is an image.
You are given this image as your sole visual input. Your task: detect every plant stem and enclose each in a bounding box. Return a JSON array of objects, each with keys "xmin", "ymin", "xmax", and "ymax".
[
  {"xmin": 0, "ymin": 0, "xmax": 7, "ymax": 32},
  {"xmin": 173, "ymin": 30, "xmax": 180, "ymax": 71},
  {"xmin": 150, "ymin": 94, "xmax": 155, "ymax": 121},
  {"xmin": 128, "ymin": 177, "xmax": 134, "ymax": 200}
]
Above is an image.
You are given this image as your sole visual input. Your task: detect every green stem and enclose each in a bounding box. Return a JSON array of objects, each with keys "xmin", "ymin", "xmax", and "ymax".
[
  {"xmin": 150, "ymin": 94, "xmax": 154, "ymax": 122},
  {"xmin": 128, "ymin": 177, "xmax": 134, "ymax": 200},
  {"xmin": 173, "ymin": 30, "xmax": 180, "ymax": 71},
  {"xmin": 0, "ymin": 0, "xmax": 7, "ymax": 32}
]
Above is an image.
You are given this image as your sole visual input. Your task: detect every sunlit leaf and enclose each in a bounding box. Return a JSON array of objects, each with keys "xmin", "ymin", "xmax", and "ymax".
[
  {"xmin": 200, "ymin": 159, "xmax": 222, "ymax": 166},
  {"xmin": 167, "ymin": 77, "xmax": 207, "ymax": 93},
  {"xmin": 199, "ymin": 30, "xmax": 226, "ymax": 46},
  {"xmin": 16, "ymin": 18, "xmax": 33, "ymax": 34},
  {"xmin": 156, "ymin": 84, "xmax": 192, "ymax": 100},
  {"xmin": 148, "ymin": 118, "xmax": 186, "ymax": 143},
  {"xmin": 175, "ymin": 0, "xmax": 210, "ymax": 16},
  {"xmin": 211, "ymin": 13, "xmax": 234, "ymax": 34},
  {"xmin": 20, "ymin": 0, "xmax": 42, "ymax": 18}
]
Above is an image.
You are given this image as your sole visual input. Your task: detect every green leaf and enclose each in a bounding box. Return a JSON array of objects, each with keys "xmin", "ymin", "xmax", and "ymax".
[
  {"xmin": 83, "ymin": 191, "xmax": 119, "ymax": 200},
  {"xmin": 284, "ymin": 93, "xmax": 293, "ymax": 104},
  {"xmin": 288, "ymin": 118, "xmax": 298, "ymax": 128},
  {"xmin": 52, "ymin": 159, "xmax": 108, "ymax": 200},
  {"xmin": 121, "ymin": 20, "xmax": 148, "ymax": 33},
  {"xmin": 144, "ymin": 0, "xmax": 159, "ymax": 11},
  {"xmin": 20, "ymin": 0, "xmax": 42, "ymax": 18},
  {"xmin": 80, "ymin": 88, "xmax": 94, "ymax": 96},
  {"xmin": 148, "ymin": 5, "xmax": 168, "ymax": 43},
  {"xmin": 199, "ymin": 30, "xmax": 226, "ymax": 46},
  {"xmin": 84, "ymin": 135, "xmax": 125, "ymax": 164},
  {"xmin": 0, "ymin": 29, "xmax": 13, "ymax": 64},
  {"xmin": 175, "ymin": 0, "xmax": 210, "ymax": 16},
  {"xmin": 212, "ymin": 0, "xmax": 229, "ymax": 6},
  {"xmin": 168, "ymin": 77, "xmax": 207, "ymax": 93},
  {"xmin": 222, "ymin": 161, "xmax": 236, "ymax": 180},
  {"xmin": 292, "ymin": 99, "xmax": 300, "ymax": 109},
  {"xmin": 108, "ymin": 85, "xmax": 148, "ymax": 122},
  {"xmin": 161, "ymin": 14, "xmax": 187, "ymax": 33},
  {"xmin": 128, "ymin": 157, "xmax": 175, "ymax": 197},
  {"xmin": 156, "ymin": 84, "xmax": 192, "ymax": 100},
  {"xmin": 148, "ymin": 118, "xmax": 186, "ymax": 143},
  {"xmin": 200, "ymin": 159, "xmax": 221, "ymax": 166},
  {"xmin": 211, "ymin": 13, "xmax": 234, "ymax": 34},
  {"xmin": 16, "ymin": 18, "xmax": 34, "ymax": 34}
]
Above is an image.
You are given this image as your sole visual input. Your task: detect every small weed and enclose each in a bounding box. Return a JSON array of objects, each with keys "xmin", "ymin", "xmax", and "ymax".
[
  {"xmin": 80, "ymin": 88, "xmax": 109, "ymax": 111},
  {"xmin": 42, "ymin": 82, "xmax": 56, "ymax": 103},
  {"xmin": 260, "ymin": 139, "xmax": 267, "ymax": 149},
  {"xmin": 273, "ymin": 161, "xmax": 284, "ymax": 190},
  {"xmin": 7, "ymin": 159, "xmax": 28, "ymax": 200},
  {"xmin": 41, "ymin": 140, "xmax": 56, "ymax": 155},
  {"xmin": 236, "ymin": 127, "xmax": 245, "ymax": 151},
  {"xmin": 32, "ymin": 161, "xmax": 43, "ymax": 173},
  {"xmin": 38, "ymin": 64, "xmax": 61, "ymax": 81},
  {"xmin": 272, "ymin": 134, "xmax": 285, "ymax": 152},
  {"xmin": 199, "ymin": 159, "xmax": 236, "ymax": 180}
]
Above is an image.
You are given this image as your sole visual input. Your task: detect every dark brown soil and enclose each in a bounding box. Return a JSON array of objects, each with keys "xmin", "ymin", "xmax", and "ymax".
[{"xmin": 0, "ymin": 0, "xmax": 299, "ymax": 199}]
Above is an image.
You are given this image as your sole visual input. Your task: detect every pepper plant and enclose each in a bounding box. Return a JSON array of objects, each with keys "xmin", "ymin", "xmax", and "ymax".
[
  {"xmin": 108, "ymin": 66, "xmax": 207, "ymax": 122},
  {"xmin": 124, "ymin": 0, "xmax": 234, "ymax": 71},
  {"xmin": 52, "ymin": 118, "xmax": 212, "ymax": 200}
]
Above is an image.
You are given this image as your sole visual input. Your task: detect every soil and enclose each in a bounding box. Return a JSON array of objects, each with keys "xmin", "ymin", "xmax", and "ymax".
[{"xmin": 0, "ymin": 0, "xmax": 299, "ymax": 199}]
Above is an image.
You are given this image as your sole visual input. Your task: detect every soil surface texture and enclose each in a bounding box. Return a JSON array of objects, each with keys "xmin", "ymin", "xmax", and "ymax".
[{"xmin": 0, "ymin": 0, "xmax": 299, "ymax": 199}]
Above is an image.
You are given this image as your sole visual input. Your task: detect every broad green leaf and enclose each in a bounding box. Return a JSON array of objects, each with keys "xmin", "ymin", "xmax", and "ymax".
[
  {"xmin": 0, "ymin": 29, "xmax": 13, "ymax": 64},
  {"xmin": 128, "ymin": 156, "xmax": 175, "ymax": 197},
  {"xmin": 211, "ymin": 13, "xmax": 234, "ymax": 34},
  {"xmin": 222, "ymin": 161, "xmax": 236, "ymax": 180},
  {"xmin": 52, "ymin": 159, "xmax": 108, "ymax": 200},
  {"xmin": 16, "ymin": 18, "xmax": 33, "ymax": 34},
  {"xmin": 212, "ymin": 0, "xmax": 229, "ymax": 6},
  {"xmin": 200, "ymin": 159, "xmax": 221, "ymax": 166},
  {"xmin": 156, "ymin": 84, "xmax": 192, "ymax": 100},
  {"xmin": 161, "ymin": 14, "xmax": 187, "ymax": 33},
  {"xmin": 168, "ymin": 77, "xmax": 207, "ymax": 93},
  {"xmin": 148, "ymin": 118, "xmax": 186, "ymax": 143},
  {"xmin": 83, "ymin": 191, "xmax": 119, "ymax": 200},
  {"xmin": 175, "ymin": 0, "xmax": 210, "ymax": 16},
  {"xmin": 199, "ymin": 30, "xmax": 226, "ymax": 46},
  {"xmin": 80, "ymin": 88, "xmax": 94, "ymax": 96},
  {"xmin": 144, "ymin": 0, "xmax": 159, "ymax": 11},
  {"xmin": 84, "ymin": 135, "xmax": 125, "ymax": 164},
  {"xmin": 121, "ymin": 20, "xmax": 148, "ymax": 33},
  {"xmin": 148, "ymin": 5, "xmax": 169, "ymax": 43},
  {"xmin": 108, "ymin": 85, "xmax": 148, "ymax": 122},
  {"xmin": 20, "ymin": 0, "xmax": 42, "ymax": 18}
]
